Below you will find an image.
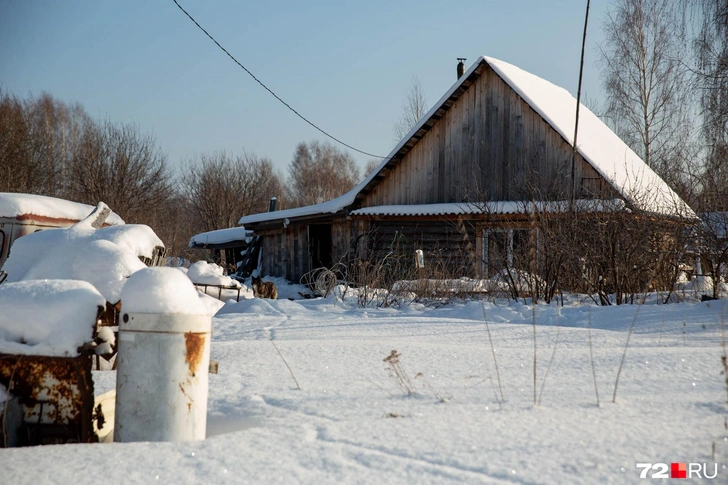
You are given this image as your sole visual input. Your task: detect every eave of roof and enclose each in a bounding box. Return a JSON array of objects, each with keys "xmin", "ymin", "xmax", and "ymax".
[
  {"xmin": 350, "ymin": 200, "xmax": 628, "ymax": 217},
  {"xmin": 189, "ymin": 226, "xmax": 255, "ymax": 249}
]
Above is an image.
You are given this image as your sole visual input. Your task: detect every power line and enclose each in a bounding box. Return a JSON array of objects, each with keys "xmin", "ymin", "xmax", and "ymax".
[{"xmin": 172, "ymin": 0, "xmax": 385, "ymax": 159}]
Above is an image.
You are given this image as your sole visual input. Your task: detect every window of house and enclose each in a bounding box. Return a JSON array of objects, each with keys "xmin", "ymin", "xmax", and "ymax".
[{"xmin": 483, "ymin": 228, "xmax": 529, "ymax": 277}]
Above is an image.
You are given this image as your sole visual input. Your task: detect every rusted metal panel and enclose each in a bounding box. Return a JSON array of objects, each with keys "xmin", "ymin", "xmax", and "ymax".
[{"xmin": 0, "ymin": 352, "xmax": 98, "ymax": 445}]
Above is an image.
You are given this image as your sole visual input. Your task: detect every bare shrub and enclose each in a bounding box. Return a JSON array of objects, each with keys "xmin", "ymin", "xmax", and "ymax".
[
  {"xmin": 383, "ymin": 350, "xmax": 417, "ymax": 395},
  {"xmin": 347, "ymin": 228, "xmax": 487, "ymax": 307}
]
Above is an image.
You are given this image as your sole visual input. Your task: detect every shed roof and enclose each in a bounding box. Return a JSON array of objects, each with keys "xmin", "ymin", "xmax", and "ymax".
[
  {"xmin": 188, "ymin": 226, "xmax": 255, "ymax": 249},
  {"xmin": 0, "ymin": 192, "xmax": 125, "ymax": 225},
  {"xmin": 238, "ymin": 56, "xmax": 694, "ymax": 228}
]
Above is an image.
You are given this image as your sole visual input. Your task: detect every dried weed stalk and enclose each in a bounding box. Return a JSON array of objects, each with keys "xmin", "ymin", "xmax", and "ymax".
[
  {"xmin": 588, "ymin": 307, "xmax": 601, "ymax": 407},
  {"xmin": 481, "ymin": 301, "xmax": 504, "ymax": 402},
  {"xmin": 721, "ymin": 305, "xmax": 728, "ymax": 404},
  {"xmin": 384, "ymin": 350, "xmax": 417, "ymax": 395}
]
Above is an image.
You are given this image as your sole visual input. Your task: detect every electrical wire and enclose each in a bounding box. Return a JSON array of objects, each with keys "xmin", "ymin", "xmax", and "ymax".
[{"xmin": 172, "ymin": 0, "xmax": 386, "ymax": 159}]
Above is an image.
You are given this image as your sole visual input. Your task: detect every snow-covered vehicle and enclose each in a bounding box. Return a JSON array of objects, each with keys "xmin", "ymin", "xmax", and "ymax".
[
  {"xmin": 0, "ymin": 192, "xmax": 125, "ymax": 270},
  {"xmin": 1, "ymin": 202, "xmax": 166, "ymax": 303},
  {"xmin": 0, "ymin": 202, "xmax": 169, "ymax": 446}
]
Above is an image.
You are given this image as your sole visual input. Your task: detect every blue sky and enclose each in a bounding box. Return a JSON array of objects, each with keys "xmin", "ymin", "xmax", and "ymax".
[{"xmin": 0, "ymin": 0, "xmax": 610, "ymax": 176}]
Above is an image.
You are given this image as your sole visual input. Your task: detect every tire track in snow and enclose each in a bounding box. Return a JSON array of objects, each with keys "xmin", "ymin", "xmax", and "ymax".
[
  {"xmin": 259, "ymin": 395, "xmax": 340, "ymax": 422},
  {"xmin": 314, "ymin": 427, "xmax": 536, "ymax": 485}
]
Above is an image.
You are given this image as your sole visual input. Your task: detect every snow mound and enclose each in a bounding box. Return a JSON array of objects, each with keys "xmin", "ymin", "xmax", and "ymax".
[
  {"xmin": 121, "ymin": 267, "xmax": 209, "ymax": 315},
  {"xmin": 0, "ymin": 280, "xmax": 105, "ymax": 357},
  {"xmin": 3, "ymin": 205, "xmax": 163, "ymax": 302},
  {"xmin": 216, "ymin": 298, "xmax": 284, "ymax": 316},
  {"xmin": 199, "ymin": 292, "xmax": 226, "ymax": 316},
  {"xmin": 187, "ymin": 261, "xmax": 240, "ymax": 288}
]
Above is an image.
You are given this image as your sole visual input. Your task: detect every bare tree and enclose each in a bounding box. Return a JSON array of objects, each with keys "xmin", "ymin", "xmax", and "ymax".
[
  {"xmin": 672, "ymin": 1, "xmax": 728, "ymax": 296},
  {"xmin": 69, "ymin": 119, "xmax": 172, "ymax": 223},
  {"xmin": 599, "ymin": 0, "xmax": 694, "ymax": 184},
  {"xmin": 392, "ymin": 76, "xmax": 428, "ymax": 144},
  {"xmin": 0, "ymin": 90, "xmax": 31, "ymax": 193},
  {"xmin": 689, "ymin": 0, "xmax": 728, "ymax": 207},
  {"xmin": 288, "ymin": 140, "xmax": 359, "ymax": 207},
  {"xmin": 364, "ymin": 158, "xmax": 381, "ymax": 177},
  {"xmin": 181, "ymin": 151, "xmax": 284, "ymax": 232},
  {"xmin": 0, "ymin": 90, "xmax": 89, "ymax": 196}
]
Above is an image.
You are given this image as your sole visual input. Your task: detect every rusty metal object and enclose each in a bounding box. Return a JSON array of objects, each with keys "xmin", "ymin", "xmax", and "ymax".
[{"xmin": 0, "ymin": 352, "xmax": 98, "ymax": 446}]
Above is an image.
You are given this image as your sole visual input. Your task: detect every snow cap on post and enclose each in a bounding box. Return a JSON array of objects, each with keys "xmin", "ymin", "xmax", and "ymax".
[{"xmin": 120, "ymin": 267, "xmax": 208, "ymax": 315}]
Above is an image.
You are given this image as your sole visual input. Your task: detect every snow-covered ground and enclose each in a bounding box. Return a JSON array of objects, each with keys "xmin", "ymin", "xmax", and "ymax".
[{"xmin": 2, "ymin": 293, "xmax": 726, "ymax": 484}]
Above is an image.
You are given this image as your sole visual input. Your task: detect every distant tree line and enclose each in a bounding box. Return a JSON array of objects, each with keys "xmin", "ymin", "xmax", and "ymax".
[{"xmin": 0, "ymin": 89, "xmax": 361, "ymax": 262}]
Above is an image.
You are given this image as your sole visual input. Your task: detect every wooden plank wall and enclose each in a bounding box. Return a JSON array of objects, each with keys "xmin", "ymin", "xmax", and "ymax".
[
  {"xmin": 362, "ymin": 65, "xmax": 615, "ymax": 207},
  {"xmin": 259, "ymin": 219, "xmax": 375, "ymax": 282},
  {"xmin": 331, "ymin": 219, "xmax": 370, "ymax": 266},
  {"xmin": 367, "ymin": 220, "xmax": 479, "ymax": 277},
  {"xmin": 260, "ymin": 224, "xmax": 309, "ymax": 281}
]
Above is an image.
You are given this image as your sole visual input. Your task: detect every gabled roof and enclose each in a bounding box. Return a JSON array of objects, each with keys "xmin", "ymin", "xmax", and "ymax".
[{"xmin": 239, "ymin": 56, "xmax": 694, "ymax": 227}]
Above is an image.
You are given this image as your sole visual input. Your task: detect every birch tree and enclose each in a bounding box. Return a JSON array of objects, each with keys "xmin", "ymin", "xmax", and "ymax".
[{"xmin": 599, "ymin": 0, "xmax": 693, "ymax": 182}]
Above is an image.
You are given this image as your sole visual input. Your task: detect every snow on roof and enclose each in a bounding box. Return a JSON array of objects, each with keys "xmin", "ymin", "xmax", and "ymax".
[
  {"xmin": 189, "ymin": 226, "xmax": 254, "ymax": 247},
  {"xmin": 238, "ymin": 56, "xmax": 693, "ymax": 226},
  {"xmin": 3, "ymin": 209, "xmax": 164, "ymax": 303},
  {"xmin": 482, "ymin": 56, "xmax": 694, "ymax": 218},
  {"xmin": 0, "ymin": 192, "xmax": 125, "ymax": 225},
  {"xmin": 0, "ymin": 280, "xmax": 105, "ymax": 357},
  {"xmin": 350, "ymin": 200, "xmax": 628, "ymax": 217},
  {"xmin": 238, "ymin": 193, "xmax": 354, "ymax": 225}
]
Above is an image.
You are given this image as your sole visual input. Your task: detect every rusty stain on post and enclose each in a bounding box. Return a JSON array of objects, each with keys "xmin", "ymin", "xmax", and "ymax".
[{"xmin": 184, "ymin": 332, "xmax": 205, "ymax": 376}]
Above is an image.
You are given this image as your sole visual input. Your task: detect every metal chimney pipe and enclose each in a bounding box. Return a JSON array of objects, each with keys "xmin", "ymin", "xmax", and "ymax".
[
  {"xmin": 457, "ymin": 58, "xmax": 466, "ymax": 79},
  {"xmin": 268, "ymin": 197, "xmax": 277, "ymax": 212}
]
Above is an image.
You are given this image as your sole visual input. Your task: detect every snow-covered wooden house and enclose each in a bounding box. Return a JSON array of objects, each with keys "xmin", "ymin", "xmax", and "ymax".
[{"xmin": 232, "ymin": 56, "xmax": 695, "ymax": 283}]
